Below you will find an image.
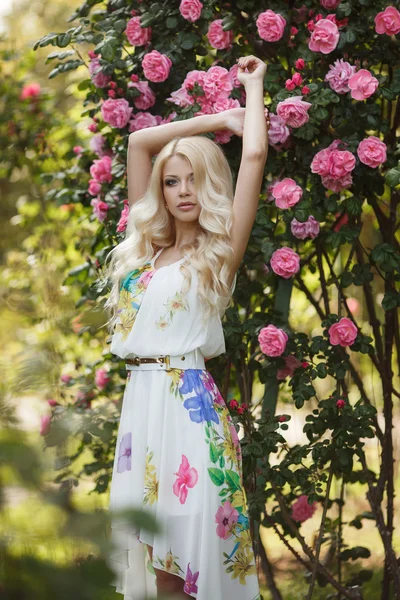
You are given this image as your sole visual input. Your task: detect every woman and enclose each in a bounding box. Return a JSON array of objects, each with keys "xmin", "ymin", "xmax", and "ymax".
[{"xmin": 105, "ymin": 55, "xmax": 269, "ymax": 600}]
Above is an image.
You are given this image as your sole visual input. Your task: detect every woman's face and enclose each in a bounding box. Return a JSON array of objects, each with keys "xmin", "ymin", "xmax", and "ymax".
[{"xmin": 162, "ymin": 155, "xmax": 201, "ymax": 222}]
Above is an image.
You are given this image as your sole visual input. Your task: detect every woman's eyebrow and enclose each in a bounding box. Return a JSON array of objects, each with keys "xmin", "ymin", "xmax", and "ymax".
[{"xmin": 163, "ymin": 172, "xmax": 194, "ymax": 178}]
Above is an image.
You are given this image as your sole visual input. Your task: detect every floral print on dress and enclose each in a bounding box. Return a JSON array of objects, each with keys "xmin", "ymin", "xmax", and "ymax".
[
  {"xmin": 179, "ymin": 369, "xmax": 219, "ymax": 424},
  {"xmin": 143, "ymin": 446, "xmax": 159, "ymax": 505},
  {"xmin": 117, "ymin": 432, "xmax": 132, "ymax": 473},
  {"xmin": 183, "ymin": 562, "xmax": 199, "ymax": 595},
  {"xmin": 173, "ymin": 454, "xmax": 199, "ymax": 504},
  {"xmin": 154, "ymin": 547, "xmax": 184, "ymax": 576},
  {"xmin": 155, "ymin": 290, "xmax": 189, "ymax": 331},
  {"xmin": 115, "ymin": 265, "xmax": 155, "ymax": 341}
]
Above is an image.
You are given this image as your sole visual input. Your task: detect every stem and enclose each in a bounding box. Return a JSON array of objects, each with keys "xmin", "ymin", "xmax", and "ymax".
[{"xmin": 307, "ymin": 465, "xmax": 334, "ymax": 600}]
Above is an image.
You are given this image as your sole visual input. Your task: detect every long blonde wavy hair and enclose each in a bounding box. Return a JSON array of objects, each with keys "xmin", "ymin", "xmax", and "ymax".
[{"xmin": 103, "ymin": 135, "xmax": 236, "ymax": 333}]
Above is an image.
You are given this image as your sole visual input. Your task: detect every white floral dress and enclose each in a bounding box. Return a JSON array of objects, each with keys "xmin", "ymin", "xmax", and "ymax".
[{"xmin": 107, "ymin": 247, "xmax": 260, "ymax": 600}]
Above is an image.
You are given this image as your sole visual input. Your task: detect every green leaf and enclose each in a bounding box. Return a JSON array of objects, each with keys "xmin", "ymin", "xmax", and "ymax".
[
  {"xmin": 209, "ymin": 442, "xmax": 219, "ymax": 464},
  {"xmin": 225, "ymin": 469, "xmax": 241, "ymax": 491},
  {"xmin": 208, "ymin": 467, "xmax": 225, "ymax": 487},
  {"xmin": 385, "ymin": 168, "xmax": 400, "ymax": 188},
  {"xmin": 382, "ymin": 290, "xmax": 400, "ymax": 311}
]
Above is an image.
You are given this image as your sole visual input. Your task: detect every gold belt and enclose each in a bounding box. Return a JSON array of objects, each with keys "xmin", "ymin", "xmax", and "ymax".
[{"xmin": 125, "ymin": 354, "xmax": 171, "ymax": 371}]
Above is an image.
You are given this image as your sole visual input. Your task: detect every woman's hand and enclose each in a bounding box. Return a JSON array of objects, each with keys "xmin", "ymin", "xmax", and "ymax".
[
  {"xmin": 222, "ymin": 107, "xmax": 270, "ymax": 137},
  {"xmin": 237, "ymin": 55, "xmax": 267, "ymax": 87}
]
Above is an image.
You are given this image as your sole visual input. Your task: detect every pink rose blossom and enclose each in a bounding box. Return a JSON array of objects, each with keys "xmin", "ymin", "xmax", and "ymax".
[
  {"xmin": 308, "ymin": 19, "xmax": 340, "ymax": 54},
  {"xmin": 374, "ymin": 6, "xmax": 400, "ymax": 36},
  {"xmin": 173, "ymin": 454, "xmax": 199, "ymax": 504},
  {"xmin": 270, "ymin": 247, "xmax": 301, "ymax": 279},
  {"xmin": 179, "ymin": 0, "xmax": 203, "ymax": 22},
  {"xmin": 88, "ymin": 122, "xmax": 98, "ymax": 133},
  {"xmin": 285, "ymin": 79, "xmax": 296, "ymax": 91},
  {"xmin": 311, "ymin": 146, "xmax": 355, "ymax": 180},
  {"xmin": 348, "ymin": 69, "xmax": 379, "ymax": 100},
  {"xmin": 213, "ymin": 96, "xmax": 240, "ymax": 113},
  {"xmin": 142, "ymin": 50, "xmax": 172, "ymax": 83},
  {"xmin": 325, "ymin": 59, "xmax": 357, "ymax": 94},
  {"xmin": 215, "ymin": 500, "xmax": 239, "ymax": 539},
  {"xmin": 295, "ymin": 58, "xmax": 305, "ymax": 70},
  {"xmin": 125, "ymin": 16, "xmax": 152, "ymax": 46},
  {"xmin": 302, "ymin": 85, "xmax": 311, "ymax": 95},
  {"xmin": 214, "ymin": 130, "xmax": 232, "ymax": 144},
  {"xmin": 272, "ymin": 178, "xmax": 303, "ymax": 209},
  {"xmin": 128, "ymin": 111, "xmax": 159, "ymax": 132},
  {"xmin": 183, "ymin": 69, "xmax": 207, "ymax": 93},
  {"xmin": 47, "ymin": 399, "xmax": 57, "ymax": 407},
  {"xmin": 256, "ymin": 10, "xmax": 286, "ymax": 42},
  {"xmin": 40, "ymin": 414, "xmax": 51, "ymax": 436},
  {"xmin": 291, "ymin": 215, "xmax": 320, "ymax": 240},
  {"xmin": 203, "ymin": 66, "xmax": 233, "ymax": 101},
  {"xmin": 277, "ymin": 355, "xmax": 303, "ymax": 380},
  {"xmin": 88, "ymin": 58, "xmax": 112, "ymax": 88},
  {"xmin": 101, "ymin": 98, "xmax": 133, "ymax": 129},
  {"xmin": 91, "ymin": 198, "xmax": 109, "ymax": 222},
  {"xmin": 336, "ymin": 399, "xmax": 346, "ymax": 409},
  {"xmin": 60, "ymin": 374, "xmax": 72, "ymax": 384},
  {"xmin": 207, "ymin": 19, "xmax": 234, "ymax": 49},
  {"xmin": 357, "ymin": 136, "xmax": 387, "ymax": 168},
  {"xmin": 258, "ymin": 324, "xmax": 289, "ymax": 357},
  {"xmin": 88, "ymin": 179, "xmax": 102, "ymax": 196},
  {"xmin": 229, "ymin": 64, "xmax": 241, "ymax": 87},
  {"xmin": 128, "ymin": 80, "xmax": 156, "ymax": 110},
  {"xmin": 73, "ymin": 146, "xmax": 84, "ymax": 155},
  {"xmin": 89, "ymin": 134, "xmax": 112, "ymax": 158},
  {"xmin": 320, "ymin": 0, "xmax": 340, "ymax": 8},
  {"xmin": 292, "ymin": 72, "xmax": 303, "ymax": 86},
  {"xmin": 20, "ymin": 82, "xmax": 41, "ymax": 100},
  {"xmin": 321, "ymin": 173, "xmax": 353, "ymax": 192},
  {"xmin": 268, "ymin": 114, "xmax": 291, "ymax": 148},
  {"xmin": 292, "ymin": 495, "xmax": 317, "ymax": 523},
  {"xmin": 328, "ymin": 317, "xmax": 358, "ymax": 347},
  {"xmin": 276, "ymin": 96, "xmax": 312, "ymax": 128},
  {"xmin": 117, "ymin": 200, "xmax": 129, "ymax": 233},
  {"xmin": 90, "ymin": 156, "xmax": 112, "ymax": 183},
  {"xmin": 95, "ymin": 367, "xmax": 110, "ymax": 390}
]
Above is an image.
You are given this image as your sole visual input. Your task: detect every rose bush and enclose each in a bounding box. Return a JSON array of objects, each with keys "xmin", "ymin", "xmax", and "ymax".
[{"xmin": 33, "ymin": 0, "xmax": 400, "ymax": 597}]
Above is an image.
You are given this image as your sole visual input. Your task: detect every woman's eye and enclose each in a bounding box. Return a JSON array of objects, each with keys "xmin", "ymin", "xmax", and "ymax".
[{"xmin": 165, "ymin": 179, "xmax": 176, "ymax": 186}]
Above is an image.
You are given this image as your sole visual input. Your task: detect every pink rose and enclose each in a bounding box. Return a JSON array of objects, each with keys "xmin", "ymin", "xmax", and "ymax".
[
  {"xmin": 90, "ymin": 156, "xmax": 112, "ymax": 183},
  {"xmin": 320, "ymin": 0, "xmax": 340, "ymax": 8},
  {"xmin": 292, "ymin": 495, "xmax": 317, "ymax": 523},
  {"xmin": 258, "ymin": 324, "xmax": 289, "ymax": 357},
  {"xmin": 167, "ymin": 87, "xmax": 193, "ymax": 108},
  {"xmin": 229, "ymin": 64, "xmax": 241, "ymax": 88},
  {"xmin": 20, "ymin": 82, "xmax": 41, "ymax": 100},
  {"xmin": 60, "ymin": 374, "xmax": 72, "ymax": 384},
  {"xmin": 347, "ymin": 69, "xmax": 379, "ymax": 100},
  {"xmin": 203, "ymin": 66, "xmax": 233, "ymax": 101},
  {"xmin": 268, "ymin": 114, "xmax": 291, "ymax": 148},
  {"xmin": 207, "ymin": 19, "xmax": 234, "ymax": 49},
  {"xmin": 277, "ymin": 355, "xmax": 302, "ymax": 380},
  {"xmin": 88, "ymin": 58, "xmax": 112, "ymax": 88},
  {"xmin": 212, "ymin": 96, "xmax": 240, "ymax": 113},
  {"xmin": 308, "ymin": 18, "xmax": 340, "ymax": 54},
  {"xmin": 256, "ymin": 9, "xmax": 286, "ymax": 42},
  {"xmin": 128, "ymin": 111, "xmax": 159, "ymax": 132},
  {"xmin": 325, "ymin": 59, "xmax": 357, "ymax": 94},
  {"xmin": 40, "ymin": 414, "xmax": 51, "ymax": 436},
  {"xmin": 295, "ymin": 58, "xmax": 305, "ymax": 70},
  {"xmin": 374, "ymin": 6, "xmax": 400, "ymax": 36},
  {"xmin": 214, "ymin": 130, "xmax": 233, "ymax": 144},
  {"xmin": 285, "ymin": 79, "xmax": 296, "ymax": 91},
  {"xmin": 321, "ymin": 173, "xmax": 353, "ymax": 192},
  {"xmin": 292, "ymin": 72, "xmax": 303, "ymax": 86},
  {"xmin": 125, "ymin": 16, "xmax": 152, "ymax": 46},
  {"xmin": 101, "ymin": 98, "xmax": 133, "ymax": 129},
  {"xmin": 90, "ymin": 198, "xmax": 109, "ymax": 222},
  {"xmin": 272, "ymin": 178, "xmax": 303, "ymax": 209},
  {"xmin": 357, "ymin": 136, "xmax": 387, "ymax": 168},
  {"xmin": 89, "ymin": 134, "xmax": 112, "ymax": 158},
  {"xmin": 291, "ymin": 215, "xmax": 320, "ymax": 240},
  {"xmin": 88, "ymin": 179, "xmax": 102, "ymax": 196},
  {"xmin": 179, "ymin": 0, "xmax": 203, "ymax": 22},
  {"xmin": 328, "ymin": 149, "xmax": 356, "ymax": 178},
  {"xmin": 95, "ymin": 367, "xmax": 110, "ymax": 389},
  {"xmin": 277, "ymin": 96, "xmax": 312, "ymax": 128},
  {"xmin": 142, "ymin": 50, "xmax": 172, "ymax": 83},
  {"xmin": 270, "ymin": 247, "xmax": 301, "ymax": 279},
  {"xmin": 328, "ymin": 317, "xmax": 358, "ymax": 347},
  {"xmin": 128, "ymin": 80, "xmax": 156, "ymax": 110},
  {"xmin": 117, "ymin": 200, "xmax": 129, "ymax": 233},
  {"xmin": 73, "ymin": 146, "xmax": 84, "ymax": 155},
  {"xmin": 336, "ymin": 399, "xmax": 346, "ymax": 409}
]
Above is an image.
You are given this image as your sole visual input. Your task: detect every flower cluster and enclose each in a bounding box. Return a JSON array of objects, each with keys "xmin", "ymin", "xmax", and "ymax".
[{"xmin": 229, "ymin": 398, "xmax": 248, "ymax": 415}]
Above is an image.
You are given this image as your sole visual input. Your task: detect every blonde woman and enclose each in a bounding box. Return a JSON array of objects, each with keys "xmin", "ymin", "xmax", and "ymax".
[{"xmin": 106, "ymin": 55, "xmax": 269, "ymax": 600}]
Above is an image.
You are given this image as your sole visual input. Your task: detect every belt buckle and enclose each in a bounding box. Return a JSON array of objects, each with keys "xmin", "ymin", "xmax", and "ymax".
[
  {"xmin": 133, "ymin": 356, "xmax": 141, "ymax": 366},
  {"xmin": 157, "ymin": 354, "xmax": 171, "ymax": 371}
]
